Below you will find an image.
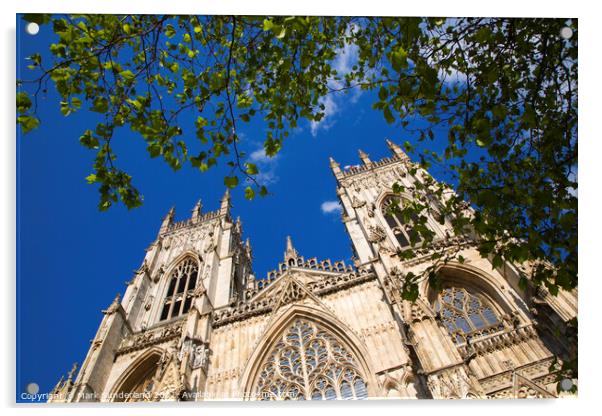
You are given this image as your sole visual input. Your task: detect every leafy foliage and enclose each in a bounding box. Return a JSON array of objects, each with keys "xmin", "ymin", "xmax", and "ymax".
[
  {"xmin": 17, "ymin": 15, "xmax": 576, "ymax": 297},
  {"xmin": 18, "ymin": 14, "xmax": 349, "ymax": 210}
]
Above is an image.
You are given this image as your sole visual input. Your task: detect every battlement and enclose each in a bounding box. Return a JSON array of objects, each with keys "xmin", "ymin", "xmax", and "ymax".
[
  {"xmin": 339, "ymin": 154, "xmax": 404, "ymax": 178},
  {"xmin": 164, "ymin": 209, "xmax": 224, "ymax": 233},
  {"xmin": 255, "ymin": 257, "xmax": 355, "ymax": 290},
  {"xmin": 158, "ymin": 189, "xmax": 232, "ymax": 236},
  {"xmin": 329, "ymin": 138, "xmax": 410, "ymax": 181}
]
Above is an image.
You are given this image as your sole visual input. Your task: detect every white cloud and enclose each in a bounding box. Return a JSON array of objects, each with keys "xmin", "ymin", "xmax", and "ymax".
[
  {"xmin": 332, "ymin": 41, "xmax": 358, "ymax": 76},
  {"xmin": 320, "ymin": 200, "xmax": 343, "ymax": 215},
  {"xmin": 343, "ymin": 164, "xmax": 361, "ymax": 170},
  {"xmin": 310, "ymin": 26, "xmax": 361, "ymax": 137},
  {"xmin": 247, "ymin": 147, "xmax": 280, "ymax": 185},
  {"xmin": 249, "ymin": 148, "xmax": 272, "ymax": 164},
  {"xmin": 310, "ymin": 95, "xmax": 339, "ymax": 137}
]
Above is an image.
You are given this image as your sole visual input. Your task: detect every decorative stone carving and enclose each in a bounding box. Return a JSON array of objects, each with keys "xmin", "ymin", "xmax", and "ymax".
[
  {"xmin": 367, "ymin": 203, "xmax": 376, "ymax": 218},
  {"xmin": 193, "ymin": 283, "xmax": 206, "ymax": 298},
  {"xmin": 351, "ymin": 196, "xmax": 366, "ymax": 209},
  {"xmin": 179, "ymin": 338, "xmax": 210, "ymax": 371},
  {"xmin": 426, "ymin": 366, "xmax": 482, "ymax": 399},
  {"xmin": 102, "ymin": 293, "xmax": 121, "ymax": 315},
  {"xmin": 456, "ymin": 324, "xmax": 538, "ymax": 359},
  {"xmin": 144, "ymin": 295, "xmax": 154, "ymax": 311},
  {"xmin": 203, "ymin": 231, "xmax": 216, "ymax": 253},
  {"xmin": 277, "ymin": 279, "xmax": 306, "ymax": 305},
  {"xmin": 367, "ymin": 225, "xmax": 387, "ymax": 243},
  {"xmin": 116, "ymin": 321, "xmax": 183, "ymax": 355}
]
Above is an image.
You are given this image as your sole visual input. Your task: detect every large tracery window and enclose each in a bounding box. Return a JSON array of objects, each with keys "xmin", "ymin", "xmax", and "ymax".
[
  {"xmin": 255, "ymin": 319, "xmax": 368, "ymax": 400},
  {"xmin": 434, "ymin": 287, "xmax": 504, "ymax": 345},
  {"xmin": 159, "ymin": 257, "xmax": 199, "ymax": 321},
  {"xmin": 381, "ymin": 196, "xmax": 422, "ymax": 248}
]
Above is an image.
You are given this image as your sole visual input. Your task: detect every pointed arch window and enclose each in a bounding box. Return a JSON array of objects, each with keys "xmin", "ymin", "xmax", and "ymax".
[
  {"xmin": 434, "ymin": 287, "xmax": 504, "ymax": 345},
  {"xmin": 381, "ymin": 195, "xmax": 422, "ymax": 248},
  {"xmin": 255, "ymin": 319, "xmax": 368, "ymax": 400},
  {"xmin": 159, "ymin": 257, "xmax": 199, "ymax": 321}
]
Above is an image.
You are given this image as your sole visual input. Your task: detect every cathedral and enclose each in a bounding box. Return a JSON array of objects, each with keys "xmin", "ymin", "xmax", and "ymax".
[{"xmin": 49, "ymin": 140, "xmax": 577, "ymax": 401}]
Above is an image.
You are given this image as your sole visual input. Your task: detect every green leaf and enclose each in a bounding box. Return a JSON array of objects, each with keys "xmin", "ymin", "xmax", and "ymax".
[
  {"xmin": 79, "ymin": 130, "xmax": 99, "ymax": 149},
  {"xmin": 16, "ymin": 92, "xmax": 32, "ymax": 114},
  {"xmin": 85, "ymin": 173, "xmax": 97, "ymax": 184},
  {"xmin": 71, "ymin": 97, "xmax": 82, "ymax": 109},
  {"xmin": 383, "ymin": 106, "xmax": 395, "ymax": 124},
  {"xmin": 17, "ymin": 115, "xmax": 40, "ymax": 133},
  {"xmin": 22, "ymin": 14, "xmax": 51, "ymax": 25},
  {"xmin": 148, "ymin": 143, "xmax": 162, "ymax": 158},
  {"xmin": 91, "ymin": 97, "xmax": 109, "ymax": 113},
  {"xmin": 275, "ymin": 26, "xmax": 287, "ymax": 39},
  {"xmin": 224, "ymin": 176, "xmax": 239, "ymax": 188},
  {"xmin": 164, "ymin": 24, "xmax": 176, "ymax": 38},
  {"xmin": 262, "ymin": 19, "xmax": 274, "ymax": 31},
  {"xmin": 244, "ymin": 186, "xmax": 255, "ymax": 200},
  {"xmin": 245, "ymin": 163, "xmax": 258, "ymax": 175},
  {"xmin": 390, "ymin": 45, "xmax": 408, "ymax": 72},
  {"xmin": 119, "ymin": 70, "xmax": 136, "ymax": 82},
  {"xmin": 491, "ymin": 255, "xmax": 504, "ymax": 269}
]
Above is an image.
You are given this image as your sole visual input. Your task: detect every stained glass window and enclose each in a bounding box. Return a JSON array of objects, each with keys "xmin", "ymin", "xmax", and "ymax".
[
  {"xmin": 159, "ymin": 257, "xmax": 199, "ymax": 321},
  {"xmin": 434, "ymin": 287, "xmax": 504, "ymax": 345},
  {"xmin": 255, "ymin": 319, "xmax": 368, "ymax": 400}
]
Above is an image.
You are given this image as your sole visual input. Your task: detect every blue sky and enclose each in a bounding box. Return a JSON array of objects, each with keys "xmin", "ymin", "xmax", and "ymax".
[{"xmin": 16, "ymin": 16, "xmax": 456, "ymax": 402}]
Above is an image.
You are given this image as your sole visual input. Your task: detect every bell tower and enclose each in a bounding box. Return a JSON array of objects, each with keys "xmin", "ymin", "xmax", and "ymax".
[
  {"xmin": 50, "ymin": 190, "xmax": 252, "ymax": 402},
  {"xmin": 330, "ymin": 139, "xmax": 451, "ymax": 272},
  {"xmin": 329, "ymin": 139, "xmax": 577, "ymax": 399}
]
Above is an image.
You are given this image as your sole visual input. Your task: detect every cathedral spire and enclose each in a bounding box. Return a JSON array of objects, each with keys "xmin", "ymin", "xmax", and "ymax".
[
  {"xmin": 191, "ymin": 199, "xmax": 202, "ymax": 222},
  {"xmin": 284, "ymin": 235, "xmax": 298, "ymax": 262},
  {"xmin": 385, "ymin": 138, "xmax": 409, "ymax": 161},
  {"xmin": 67, "ymin": 362, "xmax": 78, "ymax": 382},
  {"xmin": 245, "ymin": 237, "xmax": 252, "ymax": 258},
  {"xmin": 329, "ymin": 156, "xmax": 343, "ymax": 180},
  {"xmin": 220, "ymin": 189, "xmax": 231, "ymax": 214},
  {"xmin": 159, "ymin": 206, "xmax": 175, "ymax": 235},
  {"xmin": 358, "ymin": 149, "xmax": 372, "ymax": 167}
]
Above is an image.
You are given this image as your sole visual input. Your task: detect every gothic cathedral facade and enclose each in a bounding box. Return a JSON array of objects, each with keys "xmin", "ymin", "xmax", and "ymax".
[{"xmin": 49, "ymin": 140, "xmax": 577, "ymax": 401}]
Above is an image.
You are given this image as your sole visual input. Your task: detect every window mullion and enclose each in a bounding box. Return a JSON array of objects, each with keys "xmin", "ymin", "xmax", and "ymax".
[{"xmin": 168, "ymin": 272, "xmax": 182, "ymax": 319}]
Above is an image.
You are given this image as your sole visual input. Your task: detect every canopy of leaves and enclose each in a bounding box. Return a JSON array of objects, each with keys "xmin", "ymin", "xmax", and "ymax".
[{"xmin": 17, "ymin": 15, "xmax": 576, "ymax": 301}]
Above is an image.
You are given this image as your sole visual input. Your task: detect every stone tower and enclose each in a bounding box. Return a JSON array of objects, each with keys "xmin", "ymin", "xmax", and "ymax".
[
  {"xmin": 329, "ymin": 139, "xmax": 577, "ymax": 398},
  {"xmin": 50, "ymin": 190, "xmax": 253, "ymax": 402},
  {"xmin": 50, "ymin": 140, "xmax": 577, "ymax": 402}
]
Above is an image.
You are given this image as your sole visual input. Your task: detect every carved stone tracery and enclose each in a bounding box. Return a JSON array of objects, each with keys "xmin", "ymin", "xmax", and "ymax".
[{"xmin": 255, "ymin": 319, "xmax": 369, "ymax": 400}]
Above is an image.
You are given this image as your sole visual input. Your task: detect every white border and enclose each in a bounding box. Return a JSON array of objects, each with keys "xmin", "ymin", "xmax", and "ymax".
[{"xmin": 2, "ymin": 1, "xmax": 599, "ymax": 415}]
